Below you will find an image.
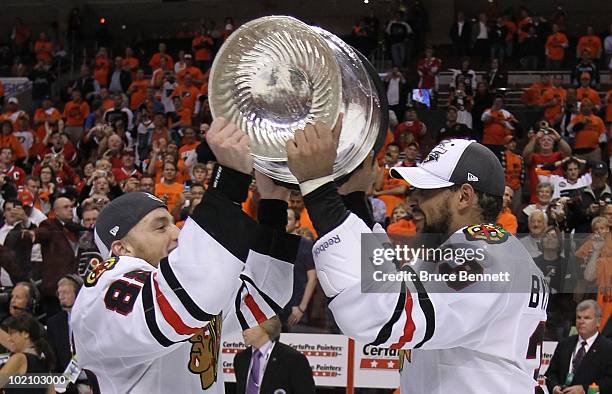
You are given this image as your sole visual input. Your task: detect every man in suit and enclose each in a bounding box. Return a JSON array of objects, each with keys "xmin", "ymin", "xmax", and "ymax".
[
  {"xmin": 449, "ymin": 12, "xmax": 471, "ymax": 57},
  {"xmin": 486, "ymin": 58, "xmax": 508, "ymax": 91},
  {"xmin": 546, "ymin": 300, "xmax": 612, "ymax": 393},
  {"xmin": 23, "ymin": 197, "xmax": 85, "ymax": 317},
  {"xmin": 47, "ymin": 274, "xmax": 91, "ymax": 393},
  {"xmin": 234, "ymin": 316, "xmax": 315, "ymax": 394}
]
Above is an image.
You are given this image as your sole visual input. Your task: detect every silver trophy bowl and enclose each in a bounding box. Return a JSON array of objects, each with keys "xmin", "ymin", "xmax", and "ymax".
[{"xmin": 209, "ymin": 15, "xmax": 387, "ymax": 185}]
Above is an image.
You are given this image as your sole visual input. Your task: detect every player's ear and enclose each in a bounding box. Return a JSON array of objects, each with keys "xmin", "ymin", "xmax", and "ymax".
[
  {"xmin": 457, "ymin": 183, "xmax": 476, "ymax": 210},
  {"xmin": 111, "ymin": 239, "xmax": 133, "ymax": 257}
]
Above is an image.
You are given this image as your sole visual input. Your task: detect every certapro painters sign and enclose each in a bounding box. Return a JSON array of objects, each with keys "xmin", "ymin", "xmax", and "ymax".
[{"xmin": 221, "ymin": 333, "xmax": 348, "ymax": 387}]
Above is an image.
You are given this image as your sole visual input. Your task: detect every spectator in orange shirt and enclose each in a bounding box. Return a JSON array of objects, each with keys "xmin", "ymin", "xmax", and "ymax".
[
  {"xmin": 192, "ymin": 28, "xmax": 214, "ymax": 71},
  {"xmin": 93, "ymin": 47, "xmax": 110, "ymax": 88},
  {"xmin": 288, "ymin": 191, "xmax": 317, "ymax": 238},
  {"xmin": 501, "ymin": 135, "xmax": 525, "ymax": 214},
  {"xmin": 127, "ymin": 69, "xmax": 149, "ymax": 110},
  {"xmin": 545, "ymin": 24, "xmax": 568, "ymax": 70},
  {"xmin": 0, "ymin": 97, "xmax": 27, "ymax": 127},
  {"xmin": 154, "ymin": 161, "xmax": 184, "ymax": 213},
  {"xmin": 576, "ymin": 73, "xmax": 602, "ymax": 111},
  {"xmin": 99, "ymin": 88, "xmax": 114, "ymax": 111},
  {"xmin": 374, "ymin": 144, "xmax": 408, "ymax": 217},
  {"xmin": 150, "ymin": 57, "xmax": 170, "ymax": 90},
  {"xmin": 570, "ymin": 99, "xmax": 606, "ymax": 161},
  {"xmin": 62, "ymin": 90, "xmax": 90, "ymax": 145},
  {"xmin": 33, "ymin": 96, "xmax": 61, "ymax": 143},
  {"xmin": 34, "ymin": 32, "xmax": 54, "ymax": 65},
  {"xmin": 481, "ymin": 96, "xmax": 517, "ymax": 157},
  {"xmin": 122, "ymin": 46, "xmax": 139, "ymax": 78},
  {"xmin": 502, "ymin": 14, "xmax": 517, "ymax": 58},
  {"xmin": 169, "ymin": 96, "xmax": 193, "ymax": 131},
  {"xmin": 148, "ymin": 42, "xmax": 173, "ymax": 70},
  {"xmin": 577, "ymin": 25, "xmax": 603, "ymax": 61},
  {"xmin": 540, "ymin": 75, "xmax": 567, "ymax": 125},
  {"xmin": 172, "ymin": 74, "xmax": 199, "ymax": 114},
  {"xmin": 0, "ymin": 120, "xmax": 25, "ymax": 161},
  {"xmin": 496, "ymin": 186, "xmax": 518, "ymax": 234},
  {"xmin": 386, "ymin": 203, "xmax": 417, "ymax": 246},
  {"xmin": 176, "ymin": 54, "xmax": 204, "ymax": 85},
  {"xmin": 522, "ymin": 74, "xmax": 552, "ymax": 106}
]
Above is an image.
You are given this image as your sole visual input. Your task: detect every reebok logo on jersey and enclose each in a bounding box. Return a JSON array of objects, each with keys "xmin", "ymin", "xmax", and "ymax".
[
  {"xmin": 109, "ymin": 226, "xmax": 119, "ymax": 236},
  {"xmin": 467, "ymin": 173, "xmax": 479, "ymax": 182},
  {"xmin": 313, "ymin": 235, "xmax": 341, "ymax": 257}
]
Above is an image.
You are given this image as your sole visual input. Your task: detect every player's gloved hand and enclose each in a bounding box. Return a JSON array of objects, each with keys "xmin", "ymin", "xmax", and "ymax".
[
  {"xmin": 206, "ymin": 117, "xmax": 252, "ymax": 174},
  {"xmin": 285, "ymin": 114, "xmax": 343, "ymax": 182}
]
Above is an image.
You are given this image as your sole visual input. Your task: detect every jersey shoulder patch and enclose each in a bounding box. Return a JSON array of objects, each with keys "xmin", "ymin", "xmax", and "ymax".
[
  {"xmin": 84, "ymin": 256, "xmax": 120, "ymax": 287},
  {"xmin": 463, "ymin": 224, "xmax": 508, "ymax": 244}
]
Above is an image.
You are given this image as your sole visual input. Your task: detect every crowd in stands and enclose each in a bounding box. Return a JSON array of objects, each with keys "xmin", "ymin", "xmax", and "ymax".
[{"xmin": 0, "ymin": 3, "xmax": 609, "ymax": 390}]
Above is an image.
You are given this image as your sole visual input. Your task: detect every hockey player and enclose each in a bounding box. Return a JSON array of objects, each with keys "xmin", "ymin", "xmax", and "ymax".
[
  {"xmin": 71, "ymin": 118, "xmax": 299, "ymax": 393},
  {"xmin": 285, "ymin": 124, "xmax": 549, "ymax": 393}
]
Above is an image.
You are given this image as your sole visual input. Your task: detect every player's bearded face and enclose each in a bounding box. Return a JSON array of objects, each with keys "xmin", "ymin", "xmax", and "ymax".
[{"xmin": 411, "ymin": 188, "xmax": 453, "ymax": 246}]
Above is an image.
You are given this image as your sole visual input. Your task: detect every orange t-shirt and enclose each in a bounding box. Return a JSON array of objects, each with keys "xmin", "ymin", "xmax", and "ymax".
[
  {"xmin": 504, "ymin": 21, "xmax": 516, "ymax": 42},
  {"xmin": 545, "ymin": 32, "xmax": 568, "ymax": 61},
  {"xmin": 242, "ymin": 190, "xmax": 258, "ymax": 220},
  {"xmin": 522, "ymin": 82, "xmax": 551, "ymax": 106},
  {"xmin": 577, "ymin": 35, "xmax": 602, "ymax": 59},
  {"xmin": 378, "ymin": 167, "xmax": 408, "ymax": 217},
  {"xmin": 541, "ymin": 87, "xmax": 567, "ymax": 122},
  {"xmin": 102, "ymin": 99, "xmax": 114, "ymax": 111},
  {"xmin": 175, "ymin": 107, "xmax": 193, "ymax": 126},
  {"xmin": 192, "ymin": 35, "xmax": 214, "ymax": 62},
  {"xmin": 504, "ymin": 150, "xmax": 523, "ymax": 191},
  {"xmin": 606, "ymin": 90, "xmax": 612, "ymax": 123},
  {"xmin": 0, "ymin": 134, "xmax": 26, "ymax": 159},
  {"xmin": 178, "ymin": 141, "xmax": 200, "ymax": 157},
  {"xmin": 122, "ymin": 57, "xmax": 139, "ymax": 72},
  {"xmin": 33, "ymin": 107, "xmax": 61, "ymax": 137},
  {"xmin": 571, "ymin": 114, "xmax": 605, "ymax": 149},
  {"xmin": 93, "ymin": 56, "xmax": 110, "ymax": 87},
  {"xmin": 63, "ymin": 100, "xmax": 90, "ymax": 127},
  {"xmin": 482, "ymin": 109, "xmax": 513, "ymax": 145},
  {"xmin": 576, "ymin": 87, "xmax": 601, "ymax": 107},
  {"xmin": 172, "ymin": 85, "xmax": 200, "ymax": 113},
  {"xmin": 149, "ymin": 53, "xmax": 174, "ymax": 70},
  {"xmin": 154, "ymin": 182, "xmax": 184, "ymax": 213},
  {"xmin": 299, "ymin": 208, "xmax": 317, "ymax": 238},
  {"xmin": 496, "ymin": 208, "xmax": 517, "ymax": 234},
  {"xmin": 576, "ymin": 235, "xmax": 612, "ymax": 328},
  {"xmin": 34, "ymin": 40, "xmax": 54, "ymax": 63},
  {"xmin": 177, "ymin": 66, "xmax": 204, "ymax": 85},
  {"xmin": 128, "ymin": 80, "xmax": 150, "ymax": 110},
  {"xmin": 387, "ymin": 218, "xmax": 416, "ymax": 237}
]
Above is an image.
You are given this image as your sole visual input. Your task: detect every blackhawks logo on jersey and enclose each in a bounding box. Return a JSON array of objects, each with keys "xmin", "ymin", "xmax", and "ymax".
[
  {"xmin": 463, "ymin": 224, "xmax": 508, "ymax": 244},
  {"xmin": 188, "ymin": 314, "xmax": 222, "ymax": 390},
  {"xmin": 84, "ymin": 257, "xmax": 119, "ymax": 287}
]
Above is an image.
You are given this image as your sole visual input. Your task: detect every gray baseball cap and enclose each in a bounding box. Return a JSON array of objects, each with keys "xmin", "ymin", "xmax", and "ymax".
[{"xmin": 94, "ymin": 192, "xmax": 166, "ymax": 258}]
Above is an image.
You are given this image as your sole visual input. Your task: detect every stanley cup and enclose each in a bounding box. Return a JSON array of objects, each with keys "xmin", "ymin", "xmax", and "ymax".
[{"xmin": 208, "ymin": 16, "xmax": 388, "ymax": 185}]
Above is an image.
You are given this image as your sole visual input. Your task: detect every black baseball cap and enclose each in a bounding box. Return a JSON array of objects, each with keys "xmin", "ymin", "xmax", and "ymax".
[
  {"xmin": 391, "ymin": 139, "xmax": 505, "ymax": 197},
  {"xmin": 592, "ymin": 161, "xmax": 608, "ymax": 175},
  {"xmin": 94, "ymin": 192, "xmax": 166, "ymax": 258}
]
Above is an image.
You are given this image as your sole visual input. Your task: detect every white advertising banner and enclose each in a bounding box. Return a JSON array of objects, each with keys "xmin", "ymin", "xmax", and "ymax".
[
  {"xmin": 538, "ymin": 341, "xmax": 559, "ymax": 394},
  {"xmin": 0, "ymin": 77, "xmax": 32, "ymax": 95},
  {"xmin": 353, "ymin": 341, "xmax": 401, "ymax": 389},
  {"xmin": 221, "ymin": 332, "xmax": 348, "ymax": 387}
]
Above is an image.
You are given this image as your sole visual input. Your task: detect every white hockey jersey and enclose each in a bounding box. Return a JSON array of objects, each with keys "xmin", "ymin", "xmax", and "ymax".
[
  {"xmin": 314, "ymin": 213, "xmax": 548, "ymax": 394},
  {"xmin": 71, "ymin": 190, "xmax": 297, "ymax": 393}
]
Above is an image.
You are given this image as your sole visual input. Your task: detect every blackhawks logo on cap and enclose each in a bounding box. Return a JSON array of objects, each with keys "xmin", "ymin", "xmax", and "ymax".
[
  {"xmin": 421, "ymin": 140, "xmax": 449, "ymax": 164},
  {"xmin": 463, "ymin": 224, "xmax": 508, "ymax": 244}
]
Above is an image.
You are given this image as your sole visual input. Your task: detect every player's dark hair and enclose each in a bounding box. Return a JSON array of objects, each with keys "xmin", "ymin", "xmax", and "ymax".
[
  {"xmin": 4, "ymin": 314, "xmax": 56, "ymax": 372},
  {"xmin": 475, "ymin": 191, "xmax": 503, "ymax": 223}
]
